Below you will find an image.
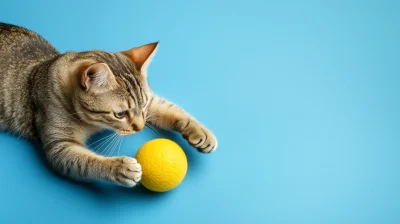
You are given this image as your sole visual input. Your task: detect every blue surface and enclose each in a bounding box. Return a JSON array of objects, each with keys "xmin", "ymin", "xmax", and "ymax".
[{"xmin": 1, "ymin": 0, "xmax": 400, "ymax": 223}]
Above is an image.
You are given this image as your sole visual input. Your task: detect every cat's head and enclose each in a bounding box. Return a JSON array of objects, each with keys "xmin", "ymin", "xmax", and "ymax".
[{"xmin": 71, "ymin": 42, "xmax": 158, "ymax": 136}]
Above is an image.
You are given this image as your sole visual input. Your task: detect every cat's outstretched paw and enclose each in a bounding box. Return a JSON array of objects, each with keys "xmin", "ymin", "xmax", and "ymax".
[
  {"xmin": 107, "ymin": 156, "xmax": 142, "ymax": 187},
  {"xmin": 182, "ymin": 121, "xmax": 218, "ymax": 153}
]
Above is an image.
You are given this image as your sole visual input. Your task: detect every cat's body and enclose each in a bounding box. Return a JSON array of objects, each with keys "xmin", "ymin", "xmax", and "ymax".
[
  {"xmin": 0, "ymin": 23, "xmax": 217, "ymax": 187},
  {"xmin": 0, "ymin": 23, "xmax": 58, "ymax": 139}
]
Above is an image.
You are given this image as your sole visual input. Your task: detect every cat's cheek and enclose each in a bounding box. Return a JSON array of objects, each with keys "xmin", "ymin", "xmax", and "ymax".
[{"xmin": 90, "ymin": 121, "xmax": 115, "ymax": 131}]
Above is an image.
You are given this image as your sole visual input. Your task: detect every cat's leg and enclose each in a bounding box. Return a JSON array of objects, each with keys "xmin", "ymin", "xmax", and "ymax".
[
  {"xmin": 43, "ymin": 140, "xmax": 142, "ymax": 187},
  {"xmin": 146, "ymin": 96, "xmax": 218, "ymax": 153}
]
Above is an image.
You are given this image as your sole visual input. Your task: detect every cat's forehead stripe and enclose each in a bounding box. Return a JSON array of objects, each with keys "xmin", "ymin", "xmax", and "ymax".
[
  {"xmin": 127, "ymin": 97, "xmax": 131, "ymax": 109},
  {"xmin": 117, "ymin": 73, "xmax": 138, "ymax": 106},
  {"xmin": 79, "ymin": 51, "xmax": 145, "ymax": 106}
]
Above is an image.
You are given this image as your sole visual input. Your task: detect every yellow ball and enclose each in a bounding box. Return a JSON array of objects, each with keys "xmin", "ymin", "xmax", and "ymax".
[{"xmin": 136, "ymin": 138, "xmax": 188, "ymax": 192}]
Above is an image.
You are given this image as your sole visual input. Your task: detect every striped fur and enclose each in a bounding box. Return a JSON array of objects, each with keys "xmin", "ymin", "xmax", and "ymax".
[{"xmin": 0, "ymin": 23, "xmax": 217, "ymax": 187}]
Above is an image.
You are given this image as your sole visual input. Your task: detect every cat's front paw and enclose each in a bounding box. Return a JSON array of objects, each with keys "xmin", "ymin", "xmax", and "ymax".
[
  {"xmin": 182, "ymin": 121, "xmax": 218, "ymax": 153},
  {"xmin": 107, "ymin": 156, "xmax": 142, "ymax": 187}
]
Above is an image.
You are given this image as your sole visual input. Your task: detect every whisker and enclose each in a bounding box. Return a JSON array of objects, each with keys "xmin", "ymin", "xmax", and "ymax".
[
  {"xmin": 100, "ymin": 134, "xmax": 117, "ymax": 156},
  {"xmin": 145, "ymin": 124, "xmax": 157, "ymax": 136},
  {"xmin": 108, "ymin": 136, "xmax": 122, "ymax": 157},
  {"xmin": 93, "ymin": 133, "xmax": 117, "ymax": 153},
  {"xmin": 145, "ymin": 111, "xmax": 169, "ymax": 119},
  {"xmin": 106, "ymin": 135, "xmax": 122, "ymax": 157},
  {"xmin": 98, "ymin": 134, "xmax": 119, "ymax": 155},
  {"xmin": 117, "ymin": 137, "xmax": 123, "ymax": 156},
  {"xmin": 145, "ymin": 118, "xmax": 161, "ymax": 122},
  {"xmin": 152, "ymin": 125, "xmax": 163, "ymax": 135},
  {"xmin": 146, "ymin": 123, "xmax": 162, "ymax": 136},
  {"xmin": 86, "ymin": 132, "xmax": 115, "ymax": 148},
  {"xmin": 149, "ymin": 124, "xmax": 160, "ymax": 131},
  {"xmin": 144, "ymin": 125, "xmax": 151, "ymax": 136},
  {"xmin": 146, "ymin": 115, "xmax": 165, "ymax": 120},
  {"xmin": 90, "ymin": 134, "xmax": 116, "ymax": 152}
]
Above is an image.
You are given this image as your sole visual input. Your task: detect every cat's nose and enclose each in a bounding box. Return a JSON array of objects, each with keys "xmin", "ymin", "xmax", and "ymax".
[
  {"xmin": 131, "ymin": 119, "xmax": 145, "ymax": 132},
  {"xmin": 132, "ymin": 123, "xmax": 143, "ymax": 131}
]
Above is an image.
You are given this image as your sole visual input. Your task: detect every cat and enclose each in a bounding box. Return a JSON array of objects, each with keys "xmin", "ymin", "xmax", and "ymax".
[{"xmin": 0, "ymin": 23, "xmax": 217, "ymax": 187}]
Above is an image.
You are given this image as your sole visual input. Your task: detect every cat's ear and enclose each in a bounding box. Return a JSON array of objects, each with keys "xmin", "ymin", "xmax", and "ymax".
[
  {"xmin": 121, "ymin": 42, "xmax": 158, "ymax": 77},
  {"xmin": 81, "ymin": 63, "xmax": 116, "ymax": 93}
]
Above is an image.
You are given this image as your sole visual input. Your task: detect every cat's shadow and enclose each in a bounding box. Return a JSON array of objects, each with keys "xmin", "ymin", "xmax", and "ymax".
[{"xmin": 30, "ymin": 127, "xmax": 205, "ymax": 203}]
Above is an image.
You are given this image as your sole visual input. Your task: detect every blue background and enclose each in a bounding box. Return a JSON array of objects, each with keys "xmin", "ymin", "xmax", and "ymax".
[{"xmin": 0, "ymin": 0, "xmax": 399, "ymax": 223}]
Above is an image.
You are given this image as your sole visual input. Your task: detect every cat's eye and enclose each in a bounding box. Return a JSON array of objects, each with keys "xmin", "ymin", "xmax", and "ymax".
[{"xmin": 114, "ymin": 111, "xmax": 127, "ymax": 119}]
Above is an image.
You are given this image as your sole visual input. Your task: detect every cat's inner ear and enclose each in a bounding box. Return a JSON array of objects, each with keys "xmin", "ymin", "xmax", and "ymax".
[
  {"xmin": 121, "ymin": 42, "xmax": 158, "ymax": 76},
  {"xmin": 81, "ymin": 63, "xmax": 116, "ymax": 93}
]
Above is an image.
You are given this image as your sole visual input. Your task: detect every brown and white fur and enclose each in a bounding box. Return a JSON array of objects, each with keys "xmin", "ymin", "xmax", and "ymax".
[{"xmin": 0, "ymin": 23, "xmax": 217, "ymax": 187}]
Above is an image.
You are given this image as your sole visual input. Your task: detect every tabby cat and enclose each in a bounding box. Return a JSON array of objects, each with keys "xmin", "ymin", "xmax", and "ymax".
[{"xmin": 0, "ymin": 23, "xmax": 217, "ymax": 187}]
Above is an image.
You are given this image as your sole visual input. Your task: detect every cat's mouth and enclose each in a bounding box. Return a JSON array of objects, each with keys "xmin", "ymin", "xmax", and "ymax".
[{"xmin": 118, "ymin": 130, "xmax": 136, "ymax": 136}]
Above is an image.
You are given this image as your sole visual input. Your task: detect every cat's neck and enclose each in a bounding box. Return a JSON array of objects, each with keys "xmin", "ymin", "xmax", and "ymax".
[{"xmin": 30, "ymin": 55, "xmax": 100, "ymax": 145}]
